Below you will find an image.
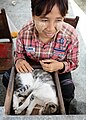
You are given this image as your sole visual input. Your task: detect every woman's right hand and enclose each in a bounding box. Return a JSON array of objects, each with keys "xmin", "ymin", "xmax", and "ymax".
[{"xmin": 15, "ymin": 59, "xmax": 34, "ymax": 73}]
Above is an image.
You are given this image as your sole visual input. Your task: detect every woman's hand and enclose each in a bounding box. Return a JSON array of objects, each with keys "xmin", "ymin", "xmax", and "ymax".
[
  {"xmin": 15, "ymin": 59, "xmax": 34, "ymax": 73},
  {"xmin": 40, "ymin": 59, "xmax": 64, "ymax": 72}
]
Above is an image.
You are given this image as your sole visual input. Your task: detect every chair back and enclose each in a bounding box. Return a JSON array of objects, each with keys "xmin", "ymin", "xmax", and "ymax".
[
  {"xmin": 0, "ymin": 8, "xmax": 13, "ymax": 73},
  {"xmin": 64, "ymin": 16, "xmax": 79, "ymax": 28}
]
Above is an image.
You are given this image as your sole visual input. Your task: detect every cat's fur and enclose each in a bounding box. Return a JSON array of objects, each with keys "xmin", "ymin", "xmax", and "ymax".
[{"xmin": 13, "ymin": 69, "xmax": 59, "ymax": 115}]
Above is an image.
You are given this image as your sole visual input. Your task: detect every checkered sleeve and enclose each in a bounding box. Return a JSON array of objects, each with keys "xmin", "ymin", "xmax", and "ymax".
[
  {"xmin": 14, "ymin": 31, "xmax": 26, "ymax": 62},
  {"xmin": 64, "ymin": 29, "xmax": 79, "ymax": 72}
]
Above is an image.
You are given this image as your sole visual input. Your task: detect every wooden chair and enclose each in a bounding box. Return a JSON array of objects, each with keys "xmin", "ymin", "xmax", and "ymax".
[
  {"xmin": 0, "ymin": 8, "xmax": 13, "ymax": 73},
  {"xmin": 4, "ymin": 16, "xmax": 79, "ymax": 115},
  {"xmin": 64, "ymin": 16, "xmax": 79, "ymax": 28}
]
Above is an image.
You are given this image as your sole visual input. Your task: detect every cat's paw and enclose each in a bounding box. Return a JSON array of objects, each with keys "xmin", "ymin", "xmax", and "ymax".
[{"xmin": 14, "ymin": 107, "xmax": 23, "ymax": 114}]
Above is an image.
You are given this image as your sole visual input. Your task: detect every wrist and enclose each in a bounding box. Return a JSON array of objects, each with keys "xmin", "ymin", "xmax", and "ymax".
[
  {"xmin": 15, "ymin": 58, "xmax": 24, "ymax": 64},
  {"xmin": 58, "ymin": 62, "xmax": 65, "ymax": 73}
]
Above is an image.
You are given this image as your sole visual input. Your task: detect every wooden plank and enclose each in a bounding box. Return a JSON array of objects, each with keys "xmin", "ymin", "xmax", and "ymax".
[
  {"xmin": 4, "ymin": 66, "xmax": 15, "ymax": 115},
  {"xmin": 54, "ymin": 72, "xmax": 66, "ymax": 114}
]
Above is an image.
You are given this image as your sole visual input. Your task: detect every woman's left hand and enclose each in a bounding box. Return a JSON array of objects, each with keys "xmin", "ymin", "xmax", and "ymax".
[{"xmin": 40, "ymin": 59, "xmax": 64, "ymax": 72}]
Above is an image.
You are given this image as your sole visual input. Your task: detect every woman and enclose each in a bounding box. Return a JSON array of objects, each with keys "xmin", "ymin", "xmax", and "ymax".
[{"xmin": 3, "ymin": 0, "xmax": 79, "ymax": 114}]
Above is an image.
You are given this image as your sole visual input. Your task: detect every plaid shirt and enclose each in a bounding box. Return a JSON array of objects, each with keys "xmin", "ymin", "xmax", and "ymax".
[{"xmin": 15, "ymin": 21, "xmax": 79, "ymax": 73}]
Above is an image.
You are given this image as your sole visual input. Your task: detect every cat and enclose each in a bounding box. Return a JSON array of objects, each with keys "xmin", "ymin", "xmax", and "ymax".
[{"xmin": 13, "ymin": 69, "xmax": 59, "ymax": 115}]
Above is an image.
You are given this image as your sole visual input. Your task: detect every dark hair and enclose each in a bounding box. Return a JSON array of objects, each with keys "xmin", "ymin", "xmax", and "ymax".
[{"xmin": 31, "ymin": 0, "xmax": 68, "ymax": 17}]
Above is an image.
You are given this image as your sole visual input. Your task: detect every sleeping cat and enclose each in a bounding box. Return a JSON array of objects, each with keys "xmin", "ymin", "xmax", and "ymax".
[{"xmin": 13, "ymin": 69, "xmax": 59, "ymax": 115}]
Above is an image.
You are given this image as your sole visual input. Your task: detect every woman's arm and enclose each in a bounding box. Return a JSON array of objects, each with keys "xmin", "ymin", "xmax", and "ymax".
[{"xmin": 15, "ymin": 32, "xmax": 33, "ymax": 73}]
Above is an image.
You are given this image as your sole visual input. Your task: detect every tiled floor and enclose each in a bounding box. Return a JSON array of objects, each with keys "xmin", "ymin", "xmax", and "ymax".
[
  {"xmin": 0, "ymin": 0, "xmax": 31, "ymax": 30},
  {"xmin": 74, "ymin": 0, "xmax": 86, "ymax": 13}
]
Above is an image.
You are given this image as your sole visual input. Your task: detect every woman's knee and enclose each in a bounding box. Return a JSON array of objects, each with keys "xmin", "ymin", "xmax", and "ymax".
[
  {"xmin": 61, "ymin": 79, "xmax": 75, "ymax": 101},
  {"xmin": 2, "ymin": 68, "xmax": 11, "ymax": 89}
]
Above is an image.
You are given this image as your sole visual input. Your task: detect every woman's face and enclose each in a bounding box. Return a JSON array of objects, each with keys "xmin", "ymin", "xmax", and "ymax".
[{"xmin": 33, "ymin": 5, "xmax": 64, "ymax": 41}]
